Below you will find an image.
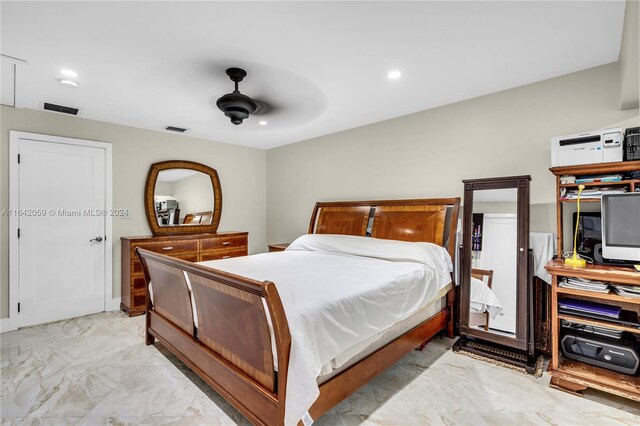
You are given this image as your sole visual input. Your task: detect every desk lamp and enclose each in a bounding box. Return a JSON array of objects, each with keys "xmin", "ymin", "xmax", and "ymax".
[{"xmin": 565, "ymin": 184, "xmax": 587, "ymax": 268}]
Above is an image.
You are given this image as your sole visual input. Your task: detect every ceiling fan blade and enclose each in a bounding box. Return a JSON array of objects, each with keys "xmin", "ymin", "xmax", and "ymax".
[{"xmin": 252, "ymin": 99, "xmax": 277, "ymax": 116}]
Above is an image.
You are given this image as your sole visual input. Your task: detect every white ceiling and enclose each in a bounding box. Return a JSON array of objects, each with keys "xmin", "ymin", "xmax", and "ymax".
[{"xmin": 1, "ymin": 1, "xmax": 627, "ymax": 149}]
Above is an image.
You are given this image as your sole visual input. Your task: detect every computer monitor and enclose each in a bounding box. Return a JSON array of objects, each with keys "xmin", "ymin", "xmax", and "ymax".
[
  {"xmin": 572, "ymin": 212, "xmax": 601, "ymax": 259},
  {"xmin": 601, "ymin": 193, "xmax": 640, "ymax": 262}
]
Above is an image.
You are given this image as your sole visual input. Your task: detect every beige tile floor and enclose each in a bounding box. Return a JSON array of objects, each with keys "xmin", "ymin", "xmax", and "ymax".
[{"xmin": 1, "ymin": 311, "xmax": 640, "ymax": 426}]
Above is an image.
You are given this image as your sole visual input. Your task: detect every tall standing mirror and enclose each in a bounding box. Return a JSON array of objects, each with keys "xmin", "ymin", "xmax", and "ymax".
[
  {"xmin": 144, "ymin": 160, "xmax": 222, "ymax": 236},
  {"xmin": 456, "ymin": 175, "xmax": 535, "ymax": 371}
]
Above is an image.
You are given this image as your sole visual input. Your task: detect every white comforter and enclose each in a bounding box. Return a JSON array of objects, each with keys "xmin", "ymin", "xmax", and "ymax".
[
  {"xmin": 199, "ymin": 234, "xmax": 453, "ymax": 426},
  {"xmin": 470, "ymin": 276, "xmax": 503, "ymax": 319}
]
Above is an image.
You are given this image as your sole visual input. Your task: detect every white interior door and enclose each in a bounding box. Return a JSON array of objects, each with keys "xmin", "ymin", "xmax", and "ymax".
[
  {"xmin": 477, "ymin": 215, "xmax": 518, "ymax": 334},
  {"xmin": 18, "ymin": 137, "xmax": 107, "ymax": 327}
]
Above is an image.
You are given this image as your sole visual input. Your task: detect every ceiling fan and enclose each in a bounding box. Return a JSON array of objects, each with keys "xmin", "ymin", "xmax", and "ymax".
[{"xmin": 216, "ymin": 68, "xmax": 270, "ymax": 125}]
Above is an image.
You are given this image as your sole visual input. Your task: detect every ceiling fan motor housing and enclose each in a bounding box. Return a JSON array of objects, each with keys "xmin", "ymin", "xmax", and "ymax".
[
  {"xmin": 216, "ymin": 68, "xmax": 258, "ymax": 125},
  {"xmin": 216, "ymin": 91, "xmax": 257, "ymax": 125}
]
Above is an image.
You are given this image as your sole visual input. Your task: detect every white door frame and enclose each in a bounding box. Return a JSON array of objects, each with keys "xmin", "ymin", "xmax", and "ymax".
[{"xmin": 5, "ymin": 131, "xmax": 113, "ymax": 332}]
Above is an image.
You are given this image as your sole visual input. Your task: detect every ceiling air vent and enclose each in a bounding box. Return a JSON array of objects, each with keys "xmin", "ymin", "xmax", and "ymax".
[
  {"xmin": 165, "ymin": 126, "xmax": 188, "ymax": 133},
  {"xmin": 43, "ymin": 102, "xmax": 79, "ymax": 115}
]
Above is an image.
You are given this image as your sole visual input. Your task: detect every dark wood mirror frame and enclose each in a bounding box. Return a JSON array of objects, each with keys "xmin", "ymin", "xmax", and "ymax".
[
  {"xmin": 144, "ymin": 160, "xmax": 222, "ymax": 236},
  {"xmin": 459, "ymin": 175, "xmax": 532, "ymax": 352}
]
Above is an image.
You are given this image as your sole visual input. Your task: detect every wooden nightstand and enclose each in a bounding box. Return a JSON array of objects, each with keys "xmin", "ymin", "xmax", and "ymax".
[{"xmin": 268, "ymin": 243, "xmax": 289, "ymax": 252}]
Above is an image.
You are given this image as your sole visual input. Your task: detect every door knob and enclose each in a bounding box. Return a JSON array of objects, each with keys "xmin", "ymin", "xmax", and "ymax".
[{"xmin": 90, "ymin": 236, "xmax": 103, "ymax": 243}]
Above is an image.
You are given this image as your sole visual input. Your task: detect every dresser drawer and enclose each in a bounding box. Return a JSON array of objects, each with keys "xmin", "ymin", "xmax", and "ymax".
[
  {"xmin": 201, "ymin": 235, "xmax": 247, "ymax": 251},
  {"xmin": 132, "ymin": 251, "xmax": 198, "ymax": 274},
  {"xmin": 132, "ymin": 275, "xmax": 147, "ymax": 291},
  {"xmin": 133, "ymin": 240, "xmax": 198, "ymax": 255},
  {"xmin": 200, "ymin": 247, "xmax": 247, "ymax": 261}
]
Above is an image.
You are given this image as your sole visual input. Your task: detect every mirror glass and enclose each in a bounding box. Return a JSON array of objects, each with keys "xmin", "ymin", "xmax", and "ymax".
[
  {"xmin": 153, "ymin": 169, "xmax": 214, "ymax": 227},
  {"xmin": 468, "ymin": 188, "xmax": 518, "ymax": 337}
]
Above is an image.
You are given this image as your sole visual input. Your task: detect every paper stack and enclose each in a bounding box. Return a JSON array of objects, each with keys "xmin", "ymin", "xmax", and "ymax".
[
  {"xmin": 611, "ymin": 284, "xmax": 640, "ymax": 298},
  {"xmin": 559, "ymin": 277, "xmax": 610, "ymax": 293},
  {"xmin": 561, "ymin": 187, "xmax": 627, "ymax": 200}
]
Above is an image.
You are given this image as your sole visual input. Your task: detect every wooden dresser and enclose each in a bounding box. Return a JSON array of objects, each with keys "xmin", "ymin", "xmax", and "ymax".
[{"xmin": 121, "ymin": 232, "xmax": 248, "ymax": 316}]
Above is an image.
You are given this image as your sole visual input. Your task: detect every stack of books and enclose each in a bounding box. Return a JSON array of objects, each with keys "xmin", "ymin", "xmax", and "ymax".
[
  {"xmin": 559, "ymin": 298, "xmax": 640, "ymax": 328},
  {"xmin": 560, "ymin": 186, "xmax": 627, "ymax": 200},
  {"xmin": 575, "ymin": 174, "xmax": 623, "ymax": 184},
  {"xmin": 611, "ymin": 284, "xmax": 640, "ymax": 298},
  {"xmin": 561, "ymin": 319, "xmax": 623, "ymax": 339},
  {"xmin": 559, "ymin": 277, "xmax": 610, "ymax": 294},
  {"xmin": 558, "ymin": 298, "xmax": 622, "ymax": 319}
]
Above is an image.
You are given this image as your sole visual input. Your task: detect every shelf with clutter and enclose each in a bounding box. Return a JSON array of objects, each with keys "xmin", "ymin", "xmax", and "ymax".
[{"xmin": 545, "ymin": 127, "xmax": 640, "ymax": 402}]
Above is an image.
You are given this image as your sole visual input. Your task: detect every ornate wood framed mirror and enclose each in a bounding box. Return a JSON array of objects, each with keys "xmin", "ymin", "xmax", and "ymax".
[
  {"xmin": 456, "ymin": 175, "xmax": 536, "ymax": 371},
  {"xmin": 144, "ymin": 160, "xmax": 222, "ymax": 236}
]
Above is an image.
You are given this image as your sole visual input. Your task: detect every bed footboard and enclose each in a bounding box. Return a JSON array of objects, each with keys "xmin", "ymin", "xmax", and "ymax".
[{"xmin": 137, "ymin": 248, "xmax": 291, "ymax": 426}]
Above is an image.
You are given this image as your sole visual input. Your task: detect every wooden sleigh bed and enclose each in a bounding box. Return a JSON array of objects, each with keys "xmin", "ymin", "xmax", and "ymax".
[{"xmin": 137, "ymin": 198, "xmax": 460, "ymax": 426}]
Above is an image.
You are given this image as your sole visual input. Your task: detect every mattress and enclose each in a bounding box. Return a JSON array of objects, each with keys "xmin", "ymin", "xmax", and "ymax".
[
  {"xmin": 318, "ymin": 284, "xmax": 450, "ymax": 384},
  {"xmin": 470, "ymin": 276, "xmax": 503, "ymax": 319}
]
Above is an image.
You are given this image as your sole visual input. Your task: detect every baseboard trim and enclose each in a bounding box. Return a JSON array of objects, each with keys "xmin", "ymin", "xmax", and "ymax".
[
  {"xmin": 1, "ymin": 298, "xmax": 121, "ymax": 333},
  {"xmin": 1, "ymin": 317, "xmax": 18, "ymax": 333}
]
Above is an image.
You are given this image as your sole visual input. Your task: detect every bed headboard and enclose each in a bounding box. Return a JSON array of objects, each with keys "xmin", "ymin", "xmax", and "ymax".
[{"xmin": 308, "ymin": 198, "xmax": 461, "ymax": 259}]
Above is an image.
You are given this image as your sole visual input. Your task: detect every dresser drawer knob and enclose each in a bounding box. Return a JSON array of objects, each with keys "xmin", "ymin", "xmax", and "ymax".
[
  {"xmin": 222, "ymin": 241, "xmax": 231, "ymax": 246},
  {"xmin": 222, "ymin": 255, "xmax": 231, "ymax": 259},
  {"xmin": 162, "ymin": 246, "xmax": 174, "ymax": 251}
]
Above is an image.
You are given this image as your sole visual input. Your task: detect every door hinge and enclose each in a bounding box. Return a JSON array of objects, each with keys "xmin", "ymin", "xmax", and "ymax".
[
  {"xmin": 17, "ymin": 228, "xmax": 20, "ymax": 238},
  {"xmin": 17, "ymin": 154, "xmax": 20, "ymax": 164},
  {"xmin": 17, "ymin": 303, "xmax": 20, "ymax": 313}
]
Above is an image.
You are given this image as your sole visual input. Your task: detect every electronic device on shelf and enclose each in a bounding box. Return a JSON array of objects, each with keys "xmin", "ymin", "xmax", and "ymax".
[
  {"xmin": 573, "ymin": 212, "xmax": 602, "ymax": 259},
  {"xmin": 624, "ymin": 127, "xmax": 640, "ymax": 161},
  {"xmin": 560, "ymin": 329, "xmax": 640, "ymax": 375},
  {"xmin": 594, "ymin": 243, "xmax": 640, "ymax": 267},
  {"xmin": 561, "ymin": 331, "xmax": 640, "ymax": 375},
  {"xmin": 551, "ymin": 128, "xmax": 622, "ymax": 167},
  {"xmin": 601, "ymin": 193, "xmax": 640, "ymax": 262}
]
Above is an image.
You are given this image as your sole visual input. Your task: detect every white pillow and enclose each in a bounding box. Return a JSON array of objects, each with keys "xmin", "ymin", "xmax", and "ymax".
[{"xmin": 286, "ymin": 234, "xmax": 453, "ymax": 271}]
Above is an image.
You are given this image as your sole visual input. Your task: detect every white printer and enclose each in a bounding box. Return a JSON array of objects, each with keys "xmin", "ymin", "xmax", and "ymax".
[{"xmin": 551, "ymin": 128, "xmax": 622, "ymax": 167}]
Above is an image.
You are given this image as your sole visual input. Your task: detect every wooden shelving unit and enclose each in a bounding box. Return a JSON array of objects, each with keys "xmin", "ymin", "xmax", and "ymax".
[
  {"xmin": 546, "ymin": 260, "xmax": 640, "ymax": 401},
  {"xmin": 547, "ymin": 161, "xmax": 640, "ymax": 402},
  {"xmin": 550, "ymin": 160, "xmax": 640, "ymax": 258},
  {"xmin": 545, "ymin": 155, "xmax": 640, "ymax": 403}
]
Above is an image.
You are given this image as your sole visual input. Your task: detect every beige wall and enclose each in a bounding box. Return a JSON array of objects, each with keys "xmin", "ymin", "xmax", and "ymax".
[
  {"xmin": 620, "ymin": 0, "xmax": 639, "ymax": 110},
  {"xmin": 154, "ymin": 181, "xmax": 174, "ymax": 196},
  {"xmin": 0, "ymin": 106, "xmax": 267, "ymax": 318},
  {"xmin": 172, "ymin": 172, "xmax": 215, "ymax": 220},
  {"xmin": 266, "ymin": 63, "xmax": 640, "ymax": 245}
]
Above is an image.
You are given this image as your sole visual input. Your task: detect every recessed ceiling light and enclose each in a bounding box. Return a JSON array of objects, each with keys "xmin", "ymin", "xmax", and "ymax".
[
  {"xmin": 60, "ymin": 69, "xmax": 77, "ymax": 78},
  {"xmin": 387, "ymin": 70, "xmax": 402, "ymax": 80},
  {"xmin": 259, "ymin": 121, "xmax": 268, "ymax": 126},
  {"xmin": 59, "ymin": 79, "xmax": 79, "ymax": 88}
]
